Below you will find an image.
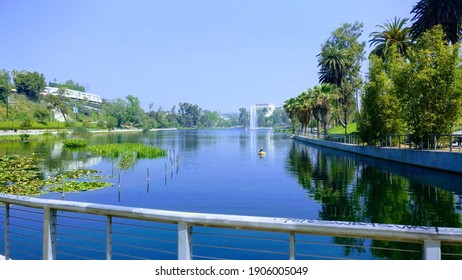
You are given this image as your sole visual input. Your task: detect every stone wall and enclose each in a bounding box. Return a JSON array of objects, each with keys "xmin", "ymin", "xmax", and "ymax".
[{"xmin": 294, "ymin": 136, "xmax": 462, "ymax": 174}]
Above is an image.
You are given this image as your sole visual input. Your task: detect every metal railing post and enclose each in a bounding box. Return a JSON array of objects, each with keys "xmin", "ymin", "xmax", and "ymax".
[
  {"xmin": 43, "ymin": 208, "xmax": 57, "ymax": 260},
  {"xmin": 106, "ymin": 216, "xmax": 112, "ymax": 260},
  {"xmin": 289, "ymin": 232, "xmax": 295, "ymax": 260},
  {"xmin": 178, "ymin": 222, "xmax": 192, "ymax": 260},
  {"xmin": 4, "ymin": 204, "xmax": 10, "ymax": 260},
  {"xmin": 423, "ymin": 240, "xmax": 441, "ymax": 260}
]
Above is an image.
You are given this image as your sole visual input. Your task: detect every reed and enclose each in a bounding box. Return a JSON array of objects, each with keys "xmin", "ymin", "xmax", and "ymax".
[
  {"xmin": 87, "ymin": 143, "xmax": 166, "ymax": 158},
  {"xmin": 87, "ymin": 143, "xmax": 167, "ymax": 169}
]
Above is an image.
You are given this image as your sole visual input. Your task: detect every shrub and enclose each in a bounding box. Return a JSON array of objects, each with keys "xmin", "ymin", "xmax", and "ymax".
[
  {"xmin": 20, "ymin": 134, "xmax": 30, "ymax": 142},
  {"xmin": 63, "ymin": 138, "xmax": 88, "ymax": 148},
  {"xmin": 72, "ymin": 126, "xmax": 90, "ymax": 138},
  {"xmin": 20, "ymin": 117, "xmax": 33, "ymax": 130}
]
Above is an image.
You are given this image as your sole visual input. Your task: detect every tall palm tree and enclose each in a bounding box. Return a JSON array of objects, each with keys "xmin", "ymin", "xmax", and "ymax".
[
  {"xmin": 283, "ymin": 92, "xmax": 314, "ymax": 135},
  {"xmin": 283, "ymin": 97, "xmax": 298, "ymax": 129},
  {"xmin": 317, "ymin": 45, "xmax": 351, "ymax": 135},
  {"xmin": 309, "ymin": 84, "xmax": 338, "ymax": 138},
  {"xmin": 369, "ymin": 17, "xmax": 412, "ymax": 59},
  {"xmin": 295, "ymin": 92, "xmax": 313, "ymax": 135},
  {"xmin": 317, "ymin": 45, "xmax": 350, "ymax": 87},
  {"xmin": 410, "ymin": 0, "xmax": 462, "ymax": 44}
]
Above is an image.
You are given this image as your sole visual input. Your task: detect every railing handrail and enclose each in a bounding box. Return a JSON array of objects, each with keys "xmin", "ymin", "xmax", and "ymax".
[{"xmin": 2, "ymin": 193, "xmax": 462, "ymax": 243}]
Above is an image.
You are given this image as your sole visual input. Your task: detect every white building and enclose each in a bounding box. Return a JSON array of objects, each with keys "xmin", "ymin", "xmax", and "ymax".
[
  {"xmin": 41, "ymin": 87, "xmax": 102, "ymax": 104},
  {"xmin": 254, "ymin": 103, "xmax": 276, "ymax": 117}
]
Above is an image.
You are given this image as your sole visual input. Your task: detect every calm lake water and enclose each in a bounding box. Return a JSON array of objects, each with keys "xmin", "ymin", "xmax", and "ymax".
[{"xmin": 1, "ymin": 129, "xmax": 462, "ymax": 259}]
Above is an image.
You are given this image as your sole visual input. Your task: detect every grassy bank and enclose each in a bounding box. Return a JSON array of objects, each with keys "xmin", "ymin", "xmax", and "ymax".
[{"xmin": 328, "ymin": 123, "xmax": 358, "ymax": 134}]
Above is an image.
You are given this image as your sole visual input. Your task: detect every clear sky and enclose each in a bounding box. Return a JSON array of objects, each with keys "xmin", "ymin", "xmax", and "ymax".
[{"xmin": 0, "ymin": 0, "xmax": 417, "ymax": 113}]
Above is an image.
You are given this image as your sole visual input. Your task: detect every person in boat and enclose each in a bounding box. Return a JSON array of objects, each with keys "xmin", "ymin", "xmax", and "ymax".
[{"xmin": 259, "ymin": 148, "xmax": 264, "ymax": 153}]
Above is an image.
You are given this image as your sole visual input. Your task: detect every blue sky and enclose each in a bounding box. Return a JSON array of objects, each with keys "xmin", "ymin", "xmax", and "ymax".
[{"xmin": 1, "ymin": 0, "xmax": 417, "ymax": 113}]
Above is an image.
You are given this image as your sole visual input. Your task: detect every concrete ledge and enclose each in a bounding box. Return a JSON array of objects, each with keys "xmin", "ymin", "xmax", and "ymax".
[{"xmin": 294, "ymin": 136, "xmax": 462, "ymax": 174}]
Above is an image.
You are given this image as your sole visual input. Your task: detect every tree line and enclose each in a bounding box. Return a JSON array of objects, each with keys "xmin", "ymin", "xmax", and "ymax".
[
  {"xmin": 284, "ymin": 0, "xmax": 462, "ymax": 147},
  {"xmin": 0, "ymin": 69, "xmax": 290, "ymax": 130}
]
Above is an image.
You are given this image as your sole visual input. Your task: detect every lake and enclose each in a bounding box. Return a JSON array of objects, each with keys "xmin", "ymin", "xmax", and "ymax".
[{"xmin": 1, "ymin": 129, "xmax": 462, "ymax": 259}]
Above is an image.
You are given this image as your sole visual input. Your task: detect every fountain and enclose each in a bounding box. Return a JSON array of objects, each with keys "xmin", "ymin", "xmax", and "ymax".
[{"xmin": 249, "ymin": 104, "xmax": 257, "ymax": 129}]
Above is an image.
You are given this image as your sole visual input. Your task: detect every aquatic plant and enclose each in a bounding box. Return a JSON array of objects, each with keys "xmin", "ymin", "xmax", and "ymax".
[
  {"xmin": 63, "ymin": 138, "xmax": 88, "ymax": 148},
  {"xmin": 87, "ymin": 143, "xmax": 166, "ymax": 158},
  {"xmin": 46, "ymin": 181, "xmax": 111, "ymax": 193},
  {"xmin": 87, "ymin": 143, "xmax": 166, "ymax": 169},
  {"xmin": 0, "ymin": 155, "xmax": 112, "ymax": 196}
]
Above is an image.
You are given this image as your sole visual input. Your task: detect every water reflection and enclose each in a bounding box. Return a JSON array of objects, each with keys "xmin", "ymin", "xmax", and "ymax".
[
  {"xmin": 286, "ymin": 141, "xmax": 462, "ymax": 259},
  {"xmin": 287, "ymin": 141, "xmax": 462, "ymax": 227},
  {"xmin": 0, "ymin": 140, "xmax": 101, "ymax": 178}
]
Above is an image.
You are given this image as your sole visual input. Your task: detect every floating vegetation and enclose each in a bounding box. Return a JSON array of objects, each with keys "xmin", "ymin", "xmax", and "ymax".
[
  {"xmin": 87, "ymin": 143, "xmax": 166, "ymax": 169},
  {"xmin": 0, "ymin": 155, "xmax": 112, "ymax": 196},
  {"xmin": 63, "ymin": 138, "xmax": 88, "ymax": 148},
  {"xmin": 47, "ymin": 181, "xmax": 111, "ymax": 193}
]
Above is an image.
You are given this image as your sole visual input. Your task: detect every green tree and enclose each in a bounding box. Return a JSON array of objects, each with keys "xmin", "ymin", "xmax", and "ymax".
[
  {"xmin": 268, "ymin": 107, "xmax": 289, "ymax": 127},
  {"xmin": 34, "ymin": 107, "xmax": 50, "ymax": 124},
  {"xmin": 317, "ymin": 22, "xmax": 365, "ymax": 135},
  {"xmin": 369, "ymin": 17, "xmax": 412, "ymax": 59},
  {"xmin": 105, "ymin": 116, "xmax": 117, "ymax": 131},
  {"xmin": 20, "ymin": 116, "xmax": 33, "ymax": 130},
  {"xmin": 390, "ymin": 25, "xmax": 462, "ymax": 146},
  {"xmin": 309, "ymin": 84, "xmax": 338, "ymax": 138},
  {"xmin": 49, "ymin": 79, "xmax": 86, "ymax": 92},
  {"xmin": 13, "ymin": 70, "xmax": 46, "ymax": 101},
  {"xmin": 125, "ymin": 94, "xmax": 146, "ymax": 127},
  {"xmin": 410, "ymin": 0, "xmax": 462, "ymax": 44},
  {"xmin": 358, "ymin": 54, "xmax": 405, "ymax": 145},
  {"xmin": 283, "ymin": 97, "xmax": 300, "ymax": 131},
  {"xmin": 289, "ymin": 92, "xmax": 313, "ymax": 134},
  {"xmin": 102, "ymin": 98, "xmax": 127, "ymax": 127},
  {"xmin": 177, "ymin": 102, "xmax": 202, "ymax": 127},
  {"xmin": 0, "ymin": 69, "xmax": 11, "ymax": 105},
  {"xmin": 238, "ymin": 107, "xmax": 249, "ymax": 128},
  {"xmin": 41, "ymin": 94, "xmax": 70, "ymax": 121}
]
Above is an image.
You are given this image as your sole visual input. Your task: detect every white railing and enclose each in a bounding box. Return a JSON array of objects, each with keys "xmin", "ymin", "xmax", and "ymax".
[{"xmin": 1, "ymin": 193, "xmax": 462, "ymax": 260}]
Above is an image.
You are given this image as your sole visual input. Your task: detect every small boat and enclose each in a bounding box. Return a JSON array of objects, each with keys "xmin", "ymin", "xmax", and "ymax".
[{"xmin": 258, "ymin": 151, "xmax": 266, "ymax": 156}]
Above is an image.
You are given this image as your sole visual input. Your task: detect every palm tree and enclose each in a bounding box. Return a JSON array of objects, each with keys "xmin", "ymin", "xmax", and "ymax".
[
  {"xmin": 283, "ymin": 97, "xmax": 298, "ymax": 131},
  {"xmin": 295, "ymin": 92, "xmax": 313, "ymax": 135},
  {"xmin": 317, "ymin": 45, "xmax": 349, "ymax": 87},
  {"xmin": 317, "ymin": 45, "xmax": 351, "ymax": 135},
  {"xmin": 369, "ymin": 17, "xmax": 412, "ymax": 59},
  {"xmin": 309, "ymin": 84, "xmax": 338, "ymax": 138},
  {"xmin": 410, "ymin": 0, "xmax": 462, "ymax": 44},
  {"xmin": 283, "ymin": 92, "xmax": 314, "ymax": 135}
]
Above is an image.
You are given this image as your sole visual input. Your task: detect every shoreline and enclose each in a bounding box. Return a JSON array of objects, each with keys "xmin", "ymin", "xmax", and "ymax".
[{"xmin": 0, "ymin": 127, "xmax": 178, "ymax": 136}]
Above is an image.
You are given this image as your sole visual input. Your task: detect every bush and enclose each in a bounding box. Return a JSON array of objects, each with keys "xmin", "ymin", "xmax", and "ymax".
[
  {"xmin": 20, "ymin": 134, "xmax": 30, "ymax": 142},
  {"xmin": 72, "ymin": 126, "xmax": 90, "ymax": 138},
  {"xmin": 63, "ymin": 138, "xmax": 88, "ymax": 148},
  {"xmin": 20, "ymin": 117, "xmax": 33, "ymax": 130},
  {"xmin": 96, "ymin": 120, "xmax": 106, "ymax": 129}
]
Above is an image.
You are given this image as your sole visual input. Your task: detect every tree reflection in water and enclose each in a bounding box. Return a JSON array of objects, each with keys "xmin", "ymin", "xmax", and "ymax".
[{"xmin": 286, "ymin": 141, "xmax": 462, "ymax": 259}]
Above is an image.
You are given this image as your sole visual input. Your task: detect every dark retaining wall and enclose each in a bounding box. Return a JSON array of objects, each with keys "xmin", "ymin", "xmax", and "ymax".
[{"xmin": 294, "ymin": 136, "xmax": 462, "ymax": 174}]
